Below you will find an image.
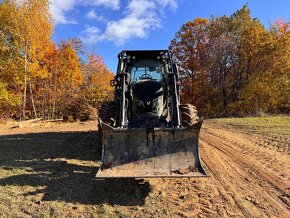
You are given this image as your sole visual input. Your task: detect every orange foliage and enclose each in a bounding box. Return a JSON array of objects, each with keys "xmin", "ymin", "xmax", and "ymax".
[
  {"xmin": 58, "ymin": 41, "xmax": 83, "ymax": 88},
  {"xmin": 171, "ymin": 5, "xmax": 290, "ymax": 116},
  {"xmin": 83, "ymin": 54, "xmax": 114, "ymax": 107}
]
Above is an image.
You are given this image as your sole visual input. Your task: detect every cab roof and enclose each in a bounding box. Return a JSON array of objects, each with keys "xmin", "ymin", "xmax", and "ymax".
[{"xmin": 119, "ymin": 50, "xmax": 170, "ymax": 59}]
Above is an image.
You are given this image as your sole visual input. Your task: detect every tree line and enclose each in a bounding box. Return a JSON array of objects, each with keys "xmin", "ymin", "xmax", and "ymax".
[
  {"xmin": 0, "ymin": 0, "xmax": 114, "ymax": 121},
  {"xmin": 170, "ymin": 6, "xmax": 290, "ymax": 117},
  {"xmin": 1, "ymin": 2, "xmax": 289, "ymax": 121}
]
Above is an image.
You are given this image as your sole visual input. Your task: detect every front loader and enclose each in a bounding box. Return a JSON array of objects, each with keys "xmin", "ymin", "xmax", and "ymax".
[{"xmin": 96, "ymin": 50, "xmax": 206, "ymax": 178}]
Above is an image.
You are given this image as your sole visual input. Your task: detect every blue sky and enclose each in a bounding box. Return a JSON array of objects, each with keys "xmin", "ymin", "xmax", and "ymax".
[{"xmin": 50, "ymin": 0, "xmax": 290, "ymax": 72}]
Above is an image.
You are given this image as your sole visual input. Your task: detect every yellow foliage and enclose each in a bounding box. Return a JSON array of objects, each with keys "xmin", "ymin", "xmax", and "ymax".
[
  {"xmin": 171, "ymin": 5, "xmax": 290, "ymax": 116},
  {"xmin": 83, "ymin": 54, "xmax": 114, "ymax": 107}
]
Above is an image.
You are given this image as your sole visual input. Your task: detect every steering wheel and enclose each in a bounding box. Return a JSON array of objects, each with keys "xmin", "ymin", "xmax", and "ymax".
[{"xmin": 140, "ymin": 74, "xmax": 153, "ymax": 80}]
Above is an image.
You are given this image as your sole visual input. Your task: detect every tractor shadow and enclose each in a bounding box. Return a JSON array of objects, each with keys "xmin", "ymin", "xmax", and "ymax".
[{"xmin": 0, "ymin": 131, "xmax": 151, "ymax": 206}]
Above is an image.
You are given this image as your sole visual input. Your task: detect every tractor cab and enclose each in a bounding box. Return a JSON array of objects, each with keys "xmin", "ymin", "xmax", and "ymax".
[{"xmin": 116, "ymin": 50, "xmax": 173, "ymax": 128}]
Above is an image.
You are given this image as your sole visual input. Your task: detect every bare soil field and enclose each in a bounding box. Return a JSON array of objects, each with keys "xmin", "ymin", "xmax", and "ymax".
[{"xmin": 0, "ymin": 117, "xmax": 289, "ymax": 217}]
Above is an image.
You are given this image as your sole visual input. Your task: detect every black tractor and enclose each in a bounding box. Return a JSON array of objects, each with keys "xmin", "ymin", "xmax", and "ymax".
[{"xmin": 97, "ymin": 50, "xmax": 206, "ymax": 178}]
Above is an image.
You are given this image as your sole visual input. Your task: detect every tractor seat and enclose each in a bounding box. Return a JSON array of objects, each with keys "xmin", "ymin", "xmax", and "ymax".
[{"xmin": 132, "ymin": 79, "xmax": 163, "ymax": 102}]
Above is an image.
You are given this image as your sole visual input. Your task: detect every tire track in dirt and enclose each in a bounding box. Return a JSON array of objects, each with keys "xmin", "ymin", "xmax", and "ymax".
[
  {"xmin": 201, "ymin": 148, "xmax": 257, "ymax": 218},
  {"xmin": 200, "ymin": 123, "xmax": 290, "ymax": 218},
  {"xmin": 201, "ymin": 139, "xmax": 288, "ymax": 216},
  {"xmin": 202, "ymin": 133, "xmax": 289, "ymax": 199},
  {"xmin": 202, "ymin": 124, "xmax": 290, "ymax": 194},
  {"xmin": 143, "ymin": 122, "xmax": 290, "ymax": 218},
  {"xmin": 203, "ymin": 124, "xmax": 290, "ymax": 178},
  {"xmin": 216, "ymin": 124, "xmax": 290, "ymax": 154}
]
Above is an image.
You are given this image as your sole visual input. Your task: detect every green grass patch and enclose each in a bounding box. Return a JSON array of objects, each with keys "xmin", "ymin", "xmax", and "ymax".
[{"xmin": 209, "ymin": 115, "xmax": 290, "ymax": 136}]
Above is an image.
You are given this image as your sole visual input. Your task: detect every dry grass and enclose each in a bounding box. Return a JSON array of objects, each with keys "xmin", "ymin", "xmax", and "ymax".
[
  {"xmin": 0, "ymin": 123, "xmax": 149, "ymax": 217},
  {"xmin": 210, "ymin": 115, "xmax": 290, "ymax": 137}
]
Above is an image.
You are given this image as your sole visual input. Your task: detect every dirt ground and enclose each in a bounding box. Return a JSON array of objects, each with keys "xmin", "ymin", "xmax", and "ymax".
[{"xmin": 0, "ymin": 119, "xmax": 289, "ymax": 217}]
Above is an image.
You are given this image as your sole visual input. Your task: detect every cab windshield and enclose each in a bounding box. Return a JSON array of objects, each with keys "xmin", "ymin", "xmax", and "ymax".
[{"xmin": 130, "ymin": 60, "xmax": 164, "ymax": 83}]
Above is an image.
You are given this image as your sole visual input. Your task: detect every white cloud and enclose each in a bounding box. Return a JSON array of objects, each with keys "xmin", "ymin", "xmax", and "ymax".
[
  {"xmin": 49, "ymin": 0, "xmax": 120, "ymax": 25},
  {"xmin": 158, "ymin": 0, "xmax": 178, "ymax": 9},
  {"xmin": 82, "ymin": 0, "xmax": 178, "ymax": 45},
  {"xmin": 103, "ymin": 16, "xmax": 159, "ymax": 45},
  {"xmin": 128, "ymin": 0, "xmax": 156, "ymax": 16},
  {"xmin": 81, "ymin": 26, "xmax": 101, "ymax": 44},
  {"xmin": 50, "ymin": 0, "xmax": 178, "ymax": 44},
  {"xmin": 101, "ymin": 0, "xmax": 159, "ymax": 45},
  {"xmin": 85, "ymin": 9, "xmax": 108, "ymax": 23},
  {"xmin": 49, "ymin": 0, "xmax": 78, "ymax": 25},
  {"xmin": 95, "ymin": 15, "xmax": 108, "ymax": 23},
  {"xmin": 89, "ymin": 0, "xmax": 120, "ymax": 10},
  {"xmin": 85, "ymin": 9, "xmax": 97, "ymax": 19}
]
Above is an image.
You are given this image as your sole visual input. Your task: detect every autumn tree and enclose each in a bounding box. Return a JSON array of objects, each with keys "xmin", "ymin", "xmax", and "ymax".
[
  {"xmin": 0, "ymin": 0, "xmax": 53, "ymax": 119},
  {"xmin": 58, "ymin": 53, "xmax": 114, "ymax": 121},
  {"xmin": 170, "ymin": 5, "xmax": 290, "ymax": 116},
  {"xmin": 170, "ymin": 18, "xmax": 211, "ymax": 113},
  {"xmin": 35, "ymin": 40, "xmax": 84, "ymax": 120},
  {"xmin": 241, "ymin": 18, "xmax": 290, "ymax": 114},
  {"xmin": 82, "ymin": 54, "xmax": 114, "ymax": 107},
  {"xmin": 0, "ymin": 1, "xmax": 24, "ymax": 117},
  {"xmin": 0, "ymin": 1, "xmax": 113, "ymax": 121},
  {"xmin": 17, "ymin": 0, "xmax": 53, "ymax": 119}
]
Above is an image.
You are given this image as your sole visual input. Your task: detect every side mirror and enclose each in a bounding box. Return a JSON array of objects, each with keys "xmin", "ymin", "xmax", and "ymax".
[
  {"xmin": 176, "ymin": 79, "xmax": 183, "ymax": 87},
  {"xmin": 110, "ymin": 79, "xmax": 116, "ymax": 86}
]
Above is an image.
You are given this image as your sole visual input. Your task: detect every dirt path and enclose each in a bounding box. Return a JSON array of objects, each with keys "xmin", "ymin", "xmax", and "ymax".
[
  {"xmin": 198, "ymin": 123, "xmax": 290, "ymax": 217},
  {"xmin": 0, "ymin": 120, "xmax": 289, "ymax": 217},
  {"xmin": 140, "ymin": 122, "xmax": 290, "ymax": 218}
]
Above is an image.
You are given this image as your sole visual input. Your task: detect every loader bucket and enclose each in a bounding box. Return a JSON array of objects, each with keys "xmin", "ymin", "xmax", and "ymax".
[{"xmin": 96, "ymin": 120, "xmax": 207, "ymax": 178}]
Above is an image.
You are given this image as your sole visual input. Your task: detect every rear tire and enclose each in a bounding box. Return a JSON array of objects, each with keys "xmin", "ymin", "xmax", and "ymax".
[
  {"xmin": 179, "ymin": 104, "xmax": 199, "ymax": 127},
  {"xmin": 98, "ymin": 101, "xmax": 119, "ymax": 127}
]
